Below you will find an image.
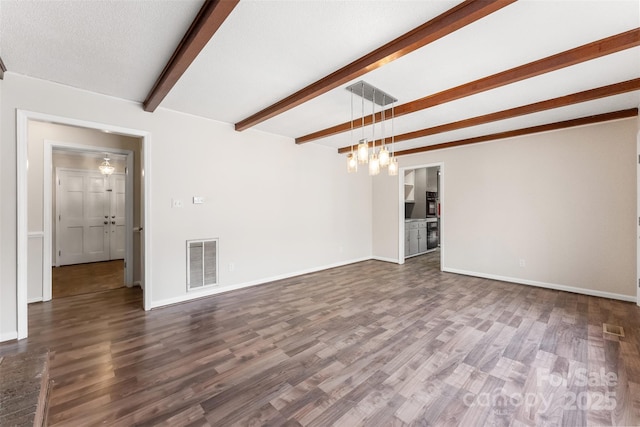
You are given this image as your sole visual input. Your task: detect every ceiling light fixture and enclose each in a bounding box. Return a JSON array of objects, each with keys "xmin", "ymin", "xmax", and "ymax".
[
  {"xmin": 388, "ymin": 101, "xmax": 398, "ymax": 176},
  {"xmin": 378, "ymin": 95, "xmax": 390, "ymax": 168},
  {"xmin": 357, "ymin": 82, "xmax": 368, "ymax": 164},
  {"xmin": 347, "ymin": 84, "xmax": 357, "ymax": 173},
  {"xmin": 346, "ymin": 81, "xmax": 397, "ymax": 177},
  {"xmin": 99, "ymin": 154, "xmax": 115, "ymax": 175},
  {"xmin": 368, "ymin": 88, "xmax": 380, "ymax": 176}
]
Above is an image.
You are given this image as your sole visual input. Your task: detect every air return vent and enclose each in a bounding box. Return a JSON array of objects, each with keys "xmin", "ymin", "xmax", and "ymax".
[
  {"xmin": 602, "ymin": 323, "xmax": 624, "ymax": 337},
  {"xmin": 187, "ymin": 238, "xmax": 218, "ymax": 291}
]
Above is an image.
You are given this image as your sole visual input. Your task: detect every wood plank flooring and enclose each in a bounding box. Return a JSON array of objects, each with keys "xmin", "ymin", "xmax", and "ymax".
[
  {"xmin": 2, "ymin": 252, "xmax": 640, "ymax": 426},
  {"xmin": 52, "ymin": 260, "xmax": 125, "ymax": 299}
]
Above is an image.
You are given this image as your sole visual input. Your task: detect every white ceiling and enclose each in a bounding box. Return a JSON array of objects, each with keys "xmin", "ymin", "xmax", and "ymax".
[
  {"xmin": 0, "ymin": 0, "xmax": 202, "ymax": 101},
  {"xmin": 1, "ymin": 0, "xmax": 639, "ymax": 154}
]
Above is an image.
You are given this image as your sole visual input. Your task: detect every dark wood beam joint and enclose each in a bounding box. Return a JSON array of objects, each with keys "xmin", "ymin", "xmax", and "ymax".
[{"xmin": 143, "ymin": 0, "xmax": 239, "ymax": 112}]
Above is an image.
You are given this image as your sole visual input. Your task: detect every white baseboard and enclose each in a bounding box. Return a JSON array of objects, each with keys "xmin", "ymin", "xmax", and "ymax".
[
  {"xmin": 0, "ymin": 331, "xmax": 18, "ymax": 343},
  {"xmin": 149, "ymin": 256, "xmax": 372, "ymax": 309},
  {"xmin": 371, "ymin": 256, "xmax": 400, "ymax": 264},
  {"xmin": 443, "ymin": 267, "xmax": 636, "ymax": 302},
  {"xmin": 28, "ymin": 297, "xmax": 43, "ymax": 304}
]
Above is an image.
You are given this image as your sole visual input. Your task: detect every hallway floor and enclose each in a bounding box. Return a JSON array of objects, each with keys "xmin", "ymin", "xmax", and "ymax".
[{"xmin": 52, "ymin": 260, "xmax": 125, "ymax": 298}]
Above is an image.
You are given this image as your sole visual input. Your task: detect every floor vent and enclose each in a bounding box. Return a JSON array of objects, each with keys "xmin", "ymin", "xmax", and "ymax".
[
  {"xmin": 187, "ymin": 238, "xmax": 218, "ymax": 291},
  {"xmin": 602, "ymin": 323, "xmax": 624, "ymax": 337}
]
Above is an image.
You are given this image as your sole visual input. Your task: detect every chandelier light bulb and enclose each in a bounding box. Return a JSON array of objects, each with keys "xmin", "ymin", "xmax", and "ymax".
[
  {"xmin": 388, "ymin": 157, "xmax": 398, "ymax": 176},
  {"xmin": 347, "ymin": 153, "xmax": 357, "ymax": 173},
  {"xmin": 357, "ymin": 139, "xmax": 369, "ymax": 163},
  {"xmin": 378, "ymin": 145, "xmax": 390, "ymax": 167},
  {"xmin": 99, "ymin": 156, "xmax": 115, "ymax": 175},
  {"xmin": 369, "ymin": 153, "xmax": 380, "ymax": 176}
]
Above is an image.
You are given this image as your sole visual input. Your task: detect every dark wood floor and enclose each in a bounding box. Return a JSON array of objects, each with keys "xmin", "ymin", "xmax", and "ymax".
[
  {"xmin": 3, "ymin": 252, "xmax": 640, "ymax": 426},
  {"xmin": 52, "ymin": 260, "xmax": 125, "ymax": 299}
]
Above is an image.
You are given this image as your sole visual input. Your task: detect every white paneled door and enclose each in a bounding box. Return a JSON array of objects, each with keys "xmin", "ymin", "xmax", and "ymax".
[{"xmin": 57, "ymin": 169, "xmax": 125, "ymax": 266}]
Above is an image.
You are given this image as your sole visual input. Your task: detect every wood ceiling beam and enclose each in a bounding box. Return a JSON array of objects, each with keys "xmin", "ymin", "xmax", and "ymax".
[
  {"xmin": 337, "ymin": 78, "xmax": 640, "ymax": 153},
  {"xmin": 234, "ymin": 0, "xmax": 516, "ymax": 131},
  {"xmin": 300, "ymin": 28, "xmax": 640, "ymax": 144},
  {"xmin": 0, "ymin": 55, "xmax": 6, "ymax": 80},
  {"xmin": 392, "ymin": 108, "xmax": 638, "ymax": 157},
  {"xmin": 143, "ymin": 0, "xmax": 239, "ymax": 112}
]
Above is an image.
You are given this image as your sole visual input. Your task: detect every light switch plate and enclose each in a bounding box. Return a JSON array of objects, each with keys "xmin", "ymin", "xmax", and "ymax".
[{"xmin": 193, "ymin": 196, "xmax": 205, "ymax": 204}]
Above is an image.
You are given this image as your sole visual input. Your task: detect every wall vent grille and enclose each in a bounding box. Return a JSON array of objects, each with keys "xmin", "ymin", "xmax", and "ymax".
[
  {"xmin": 602, "ymin": 323, "xmax": 624, "ymax": 337},
  {"xmin": 187, "ymin": 238, "xmax": 218, "ymax": 291}
]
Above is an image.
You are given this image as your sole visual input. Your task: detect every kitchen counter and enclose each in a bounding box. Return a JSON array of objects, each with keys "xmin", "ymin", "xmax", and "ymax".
[{"xmin": 405, "ymin": 218, "xmax": 438, "ymax": 223}]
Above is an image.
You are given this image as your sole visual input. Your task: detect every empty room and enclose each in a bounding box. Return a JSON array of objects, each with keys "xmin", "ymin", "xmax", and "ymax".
[{"xmin": 1, "ymin": 0, "xmax": 639, "ymax": 426}]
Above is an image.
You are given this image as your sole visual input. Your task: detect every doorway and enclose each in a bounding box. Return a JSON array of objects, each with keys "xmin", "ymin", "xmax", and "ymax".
[
  {"xmin": 17, "ymin": 110, "xmax": 152, "ymax": 340},
  {"xmin": 51, "ymin": 150, "xmax": 131, "ymax": 299},
  {"xmin": 399, "ymin": 162, "xmax": 444, "ymax": 265},
  {"xmin": 44, "ymin": 143, "xmax": 135, "ymax": 302}
]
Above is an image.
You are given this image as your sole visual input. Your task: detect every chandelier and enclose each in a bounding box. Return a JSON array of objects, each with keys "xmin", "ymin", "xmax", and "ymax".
[
  {"xmin": 346, "ymin": 81, "xmax": 398, "ymax": 176},
  {"xmin": 99, "ymin": 154, "xmax": 115, "ymax": 175}
]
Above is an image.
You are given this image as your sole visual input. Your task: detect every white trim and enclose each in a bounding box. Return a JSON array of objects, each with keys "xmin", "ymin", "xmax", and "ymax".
[
  {"xmin": 142, "ymin": 133, "xmax": 152, "ymax": 310},
  {"xmin": 149, "ymin": 256, "xmax": 370, "ymax": 309},
  {"xmin": 397, "ymin": 170, "xmax": 404, "ymax": 265},
  {"xmin": 443, "ymin": 267, "xmax": 636, "ymax": 302},
  {"xmin": 17, "ymin": 109, "xmax": 152, "ymax": 341},
  {"xmin": 637, "ymin": 125, "xmax": 640, "ymax": 306},
  {"xmin": 44, "ymin": 142, "xmax": 53, "ymax": 287},
  {"xmin": 125, "ymin": 152, "xmax": 134, "ymax": 287},
  {"xmin": 0, "ymin": 331, "xmax": 18, "ymax": 342},
  {"xmin": 371, "ymin": 256, "xmax": 400, "ymax": 264},
  {"xmin": 51, "ymin": 150, "xmax": 127, "ymax": 161},
  {"xmin": 26, "ymin": 233, "xmax": 45, "ymax": 305}
]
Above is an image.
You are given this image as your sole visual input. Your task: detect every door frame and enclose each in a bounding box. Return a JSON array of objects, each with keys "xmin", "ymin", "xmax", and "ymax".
[
  {"xmin": 17, "ymin": 110, "xmax": 152, "ymax": 339},
  {"xmin": 637, "ymin": 127, "xmax": 640, "ymax": 306},
  {"xmin": 397, "ymin": 162, "xmax": 444, "ymax": 265},
  {"xmin": 53, "ymin": 163, "xmax": 130, "ymax": 268}
]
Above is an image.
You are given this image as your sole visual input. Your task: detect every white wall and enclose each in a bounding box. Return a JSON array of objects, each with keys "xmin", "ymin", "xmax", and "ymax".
[
  {"xmin": 1, "ymin": 73, "xmax": 372, "ymax": 340},
  {"xmin": 0, "ymin": 75, "xmax": 18, "ymax": 341},
  {"xmin": 373, "ymin": 117, "xmax": 638, "ymax": 300}
]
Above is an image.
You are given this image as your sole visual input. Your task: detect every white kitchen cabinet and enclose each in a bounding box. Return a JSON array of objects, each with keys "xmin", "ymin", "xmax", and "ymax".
[
  {"xmin": 409, "ymin": 228, "xmax": 419, "ymax": 255},
  {"xmin": 405, "ymin": 220, "xmax": 430, "ymax": 258},
  {"xmin": 405, "ymin": 229, "xmax": 410, "ymax": 255},
  {"xmin": 417, "ymin": 221, "xmax": 427, "ymax": 253}
]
